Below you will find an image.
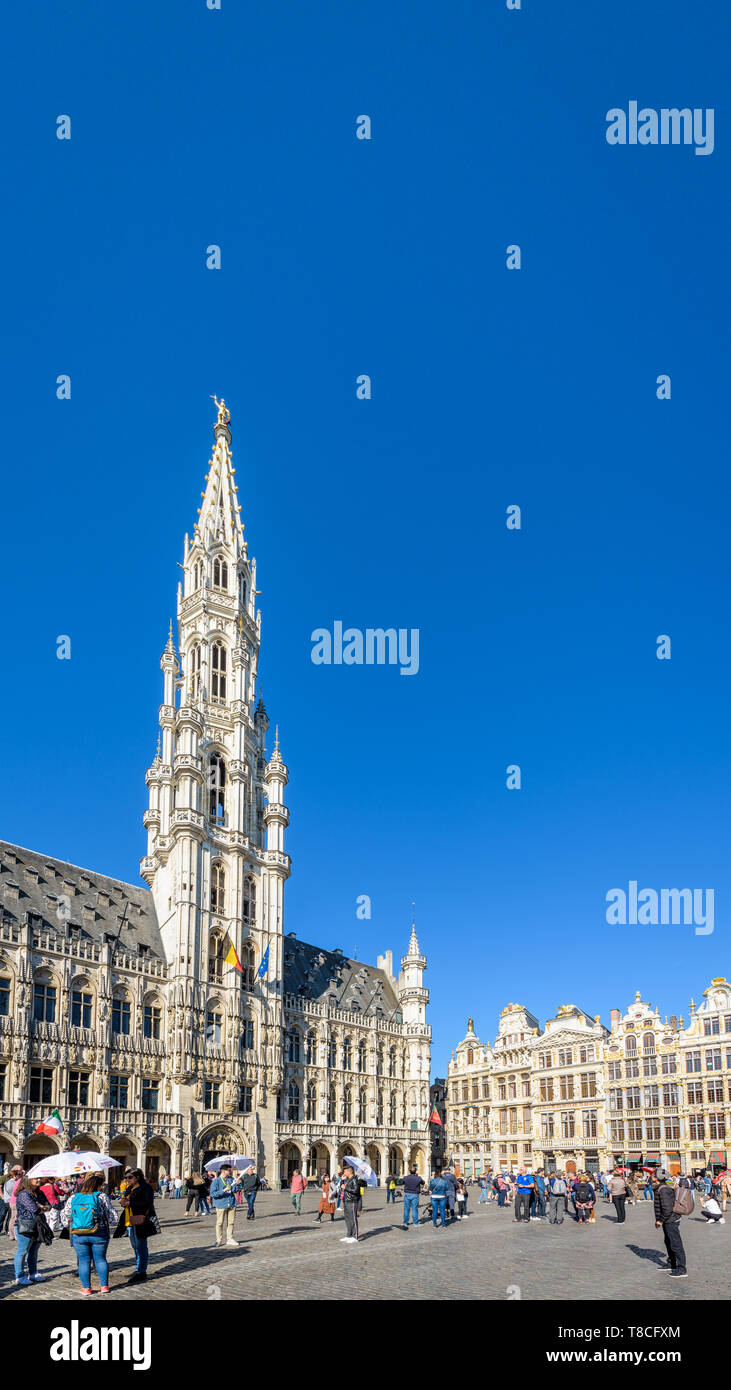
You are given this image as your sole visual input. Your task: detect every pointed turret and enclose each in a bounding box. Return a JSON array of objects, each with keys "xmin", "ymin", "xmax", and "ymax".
[{"xmin": 398, "ymin": 912, "xmax": 428, "ymax": 1027}]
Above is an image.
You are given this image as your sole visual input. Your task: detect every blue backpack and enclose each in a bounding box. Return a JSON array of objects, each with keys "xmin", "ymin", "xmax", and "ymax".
[{"xmin": 70, "ymin": 1192, "xmax": 104, "ymax": 1235}]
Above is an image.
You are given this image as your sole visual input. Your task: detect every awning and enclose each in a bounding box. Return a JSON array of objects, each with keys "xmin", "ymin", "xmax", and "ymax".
[
  {"xmin": 709, "ymin": 1150, "xmax": 727, "ymax": 1162},
  {"xmin": 626, "ymin": 1152, "xmax": 642, "ymax": 1159},
  {"xmin": 644, "ymin": 1153, "xmax": 660, "ymax": 1161}
]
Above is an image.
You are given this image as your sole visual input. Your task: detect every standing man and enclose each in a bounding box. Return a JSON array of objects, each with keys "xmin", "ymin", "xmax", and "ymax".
[
  {"xmin": 242, "ymin": 1166, "xmax": 260, "ymax": 1220},
  {"xmin": 533, "ymin": 1169, "xmax": 547, "ymax": 1220},
  {"xmin": 210, "ymin": 1163, "xmax": 241, "ymax": 1248},
  {"xmin": 401, "ymin": 1165, "xmax": 424, "ymax": 1229},
  {"xmin": 548, "ymin": 1171, "xmax": 566, "ymax": 1225},
  {"xmin": 477, "ymin": 1173, "xmax": 489, "ymax": 1204},
  {"xmin": 289, "ymin": 1167, "xmax": 307, "ymax": 1216},
  {"xmin": 653, "ymin": 1167, "xmax": 689, "ymax": 1279},
  {"xmin": 339, "ymin": 1163, "xmax": 361, "ymax": 1244},
  {"xmin": 428, "ymin": 1169, "xmax": 449, "ymax": 1228},
  {"xmin": 514, "ymin": 1167, "xmax": 533, "ymax": 1224},
  {"xmin": 442, "ymin": 1167, "xmax": 458, "ymax": 1223}
]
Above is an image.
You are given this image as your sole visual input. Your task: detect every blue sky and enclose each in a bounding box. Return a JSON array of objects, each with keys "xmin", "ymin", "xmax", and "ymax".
[{"xmin": 1, "ymin": 1, "xmax": 729, "ymax": 1074}]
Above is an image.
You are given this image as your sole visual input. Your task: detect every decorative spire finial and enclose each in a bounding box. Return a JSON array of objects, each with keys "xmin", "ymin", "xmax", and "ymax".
[
  {"xmin": 211, "ymin": 394, "xmax": 230, "ymax": 425},
  {"xmin": 274, "ymin": 724, "xmax": 280, "ymax": 753}
]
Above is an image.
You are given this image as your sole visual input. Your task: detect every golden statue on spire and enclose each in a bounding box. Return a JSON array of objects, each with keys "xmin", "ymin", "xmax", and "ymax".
[{"xmin": 211, "ymin": 394, "xmax": 230, "ymax": 425}]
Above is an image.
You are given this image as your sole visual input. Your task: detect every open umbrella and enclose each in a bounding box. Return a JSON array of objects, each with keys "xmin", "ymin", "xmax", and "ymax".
[
  {"xmin": 341, "ymin": 1155, "xmax": 378, "ymax": 1187},
  {"xmin": 25, "ymin": 1151, "xmax": 121, "ymax": 1180},
  {"xmin": 204, "ymin": 1154, "xmax": 254, "ymax": 1172}
]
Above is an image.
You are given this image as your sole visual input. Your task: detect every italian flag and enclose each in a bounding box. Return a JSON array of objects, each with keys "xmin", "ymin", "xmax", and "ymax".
[
  {"xmin": 35, "ymin": 1108, "xmax": 63, "ymax": 1137},
  {"xmin": 428, "ymin": 1106, "xmax": 443, "ymax": 1126}
]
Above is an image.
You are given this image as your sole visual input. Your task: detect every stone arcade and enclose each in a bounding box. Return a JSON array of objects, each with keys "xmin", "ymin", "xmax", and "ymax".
[{"xmin": 0, "ymin": 401, "xmax": 431, "ymax": 1185}]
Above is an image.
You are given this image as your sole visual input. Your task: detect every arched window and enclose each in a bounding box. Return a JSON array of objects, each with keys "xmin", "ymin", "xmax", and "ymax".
[
  {"xmin": 239, "ymin": 941, "xmax": 255, "ymax": 991},
  {"xmin": 377, "ymin": 1090, "xmax": 384, "ymax": 1125},
  {"xmin": 343, "ymin": 1085, "xmax": 353, "ymax": 1122},
  {"xmin": 239, "ymin": 573, "xmax": 247, "ymax": 610},
  {"xmin": 376, "ymin": 1047, "xmax": 383, "ymax": 1076},
  {"xmin": 467, "ymin": 1048, "xmax": 474, "ymax": 1066},
  {"xmin": 242, "ymin": 875, "xmax": 256, "ymax": 925},
  {"xmin": 206, "ymin": 1002, "xmax": 223, "ymax": 1046},
  {"xmin": 305, "ymin": 1030, "xmax": 317, "ymax": 1065},
  {"xmin": 357, "ymin": 1040, "xmax": 366, "ymax": 1073},
  {"xmin": 240, "ymin": 1015, "xmax": 255, "ymax": 1051},
  {"xmin": 143, "ymin": 993, "xmax": 162, "ymax": 1040},
  {"xmin": 209, "ymin": 755, "xmax": 226, "ymax": 822},
  {"xmin": 208, "ymin": 931, "xmax": 224, "ymax": 983},
  {"xmin": 389, "ymin": 1046, "xmax": 397, "ymax": 1078},
  {"xmin": 328, "ymin": 1037, "xmax": 337, "ymax": 1069},
  {"xmin": 189, "ymin": 642, "xmax": 202, "ymax": 699},
  {"xmin": 643, "ymin": 1032, "xmax": 656, "ymax": 1055},
  {"xmin": 211, "ymin": 642, "xmax": 227, "ymax": 702},
  {"xmin": 389, "ymin": 1091, "xmax": 397, "ymax": 1125},
  {"xmin": 625, "ymin": 1035, "xmax": 638, "ymax": 1056},
  {"xmin": 286, "ymin": 1031, "xmax": 300, "ymax": 1064},
  {"xmin": 0, "ymin": 969, "xmax": 12, "ymax": 1019},
  {"xmin": 213, "ymin": 556, "xmax": 229, "ymax": 590},
  {"xmin": 287, "ymin": 1081, "xmax": 300, "ymax": 1122},
  {"xmin": 192, "ymin": 561, "xmax": 202, "ymax": 592},
  {"xmin": 306, "ymin": 1081, "xmax": 317, "ymax": 1121},
  {"xmin": 70, "ymin": 978, "xmax": 93, "ymax": 1029},
  {"xmin": 111, "ymin": 987, "xmax": 131, "ymax": 1036},
  {"xmin": 328, "ymin": 1085, "xmax": 336, "ymax": 1123},
  {"xmin": 342, "ymin": 1037, "xmax": 352, "ymax": 1070},
  {"xmin": 211, "ymin": 862, "xmax": 225, "ymax": 914},
  {"xmin": 33, "ymin": 970, "xmax": 57, "ymax": 1024},
  {"xmin": 358, "ymin": 1089, "xmax": 367, "ymax": 1123}
]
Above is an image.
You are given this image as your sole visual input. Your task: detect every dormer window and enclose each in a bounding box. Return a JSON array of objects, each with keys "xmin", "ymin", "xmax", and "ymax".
[{"xmin": 212, "ymin": 556, "xmax": 228, "ymax": 590}]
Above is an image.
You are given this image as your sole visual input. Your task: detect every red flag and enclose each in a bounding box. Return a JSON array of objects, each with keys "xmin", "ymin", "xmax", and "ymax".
[{"xmin": 428, "ymin": 1106, "xmax": 443, "ymax": 1126}]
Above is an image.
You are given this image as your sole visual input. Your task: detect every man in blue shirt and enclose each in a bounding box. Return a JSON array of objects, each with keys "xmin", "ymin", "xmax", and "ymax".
[
  {"xmin": 514, "ymin": 1167, "xmax": 534, "ymax": 1224},
  {"xmin": 209, "ymin": 1163, "xmax": 242, "ymax": 1248},
  {"xmin": 428, "ymin": 1170, "xmax": 449, "ymax": 1228}
]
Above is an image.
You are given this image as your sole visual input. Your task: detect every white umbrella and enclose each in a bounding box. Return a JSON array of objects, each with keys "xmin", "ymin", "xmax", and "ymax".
[
  {"xmin": 341, "ymin": 1155, "xmax": 378, "ymax": 1187},
  {"xmin": 204, "ymin": 1154, "xmax": 254, "ymax": 1172},
  {"xmin": 25, "ymin": 1151, "xmax": 121, "ymax": 1180}
]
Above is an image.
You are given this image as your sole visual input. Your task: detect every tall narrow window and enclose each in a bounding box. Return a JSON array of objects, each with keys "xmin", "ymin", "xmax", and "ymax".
[
  {"xmin": 211, "ymin": 862, "xmax": 225, "ymax": 914},
  {"xmin": 343, "ymin": 1085, "xmax": 352, "ymax": 1122},
  {"xmin": 208, "ymin": 932, "xmax": 224, "ymax": 983},
  {"xmin": 358, "ymin": 1089, "xmax": 367, "ymax": 1123},
  {"xmin": 240, "ymin": 941, "xmax": 255, "ymax": 990},
  {"xmin": 209, "ymin": 755, "xmax": 226, "ymax": 822},
  {"xmin": 239, "ymin": 573, "xmax": 247, "ymax": 610},
  {"xmin": 306, "ymin": 1081, "xmax": 317, "ymax": 1121},
  {"xmin": 288, "ymin": 1081, "xmax": 300, "ymax": 1122},
  {"xmin": 242, "ymin": 875, "xmax": 256, "ymax": 925},
  {"xmin": 342, "ymin": 1037, "xmax": 352, "ymax": 1070},
  {"xmin": 211, "ymin": 642, "xmax": 227, "ymax": 703},
  {"xmin": 189, "ymin": 642, "xmax": 202, "ymax": 699},
  {"xmin": 213, "ymin": 556, "xmax": 229, "ymax": 590},
  {"xmin": 192, "ymin": 561, "xmax": 202, "ymax": 592}
]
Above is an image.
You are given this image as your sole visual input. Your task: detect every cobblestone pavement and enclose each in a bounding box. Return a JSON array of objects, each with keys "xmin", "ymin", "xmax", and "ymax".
[{"xmin": 1, "ymin": 1193, "xmax": 725, "ymax": 1301}]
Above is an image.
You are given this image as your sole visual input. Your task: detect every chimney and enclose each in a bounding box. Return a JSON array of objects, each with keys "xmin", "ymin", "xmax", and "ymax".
[
  {"xmin": 610, "ymin": 1008, "xmax": 620, "ymax": 1032},
  {"xmin": 377, "ymin": 950, "xmax": 394, "ymax": 979}
]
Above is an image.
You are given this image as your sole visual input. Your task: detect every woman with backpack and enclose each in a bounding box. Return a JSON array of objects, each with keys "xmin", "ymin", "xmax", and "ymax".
[
  {"xmin": 13, "ymin": 1175, "xmax": 51, "ymax": 1285},
  {"xmin": 61, "ymin": 1173, "xmax": 118, "ymax": 1296},
  {"xmin": 574, "ymin": 1173, "xmax": 596, "ymax": 1225},
  {"xmin": 112, "ymin": 1167, "xmax": 159, "ymax": 1284}
]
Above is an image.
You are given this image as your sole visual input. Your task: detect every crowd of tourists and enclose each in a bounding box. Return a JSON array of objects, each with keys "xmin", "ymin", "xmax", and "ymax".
[{"xmin": 3, "ymin": 1152, "xmax": 727, "ymax": 1289}]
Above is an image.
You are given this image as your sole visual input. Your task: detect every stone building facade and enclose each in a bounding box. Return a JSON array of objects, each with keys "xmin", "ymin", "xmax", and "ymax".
[
  {"xmin": 447, "ymin": 981, "xmax": 730, "ymax": 1178},
  {"xmin": 0, "ymin": 402, "xmax": 431, "ymax": 1184}
]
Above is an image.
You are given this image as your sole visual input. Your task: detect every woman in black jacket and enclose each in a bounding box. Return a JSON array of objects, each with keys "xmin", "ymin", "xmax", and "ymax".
[{"xmin": 113, "ymin": 1168, "xmax": 158, "ymax": 1283}]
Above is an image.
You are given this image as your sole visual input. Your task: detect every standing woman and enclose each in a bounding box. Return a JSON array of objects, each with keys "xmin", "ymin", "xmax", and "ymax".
[
  {"xmin": 113, "ymin": 1167, "xmax": 159, "ymax": 1284},
  {"xmin": 609, "ymin": 1168, "xmax": 630, "ymax": 1224},
  {"xmin": 13, "ymin": 1175, "xmax": 50, "ymax": 1285},
  {"xmin": 62, "ymin": 1173, "xmax": 118, "ymax": 1295},
  {"xmin": 315, "ymin": 1173, "xmax": 336, "ymax": 1224}
]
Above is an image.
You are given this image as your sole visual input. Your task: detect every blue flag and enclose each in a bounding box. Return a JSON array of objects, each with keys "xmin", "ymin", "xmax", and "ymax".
[{"xmin": 257, "ymin": 944, "xmax": 270, "ymax": 979}]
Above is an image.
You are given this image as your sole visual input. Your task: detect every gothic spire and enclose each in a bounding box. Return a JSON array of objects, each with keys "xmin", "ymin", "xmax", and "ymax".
[{"xmin": 195, "ymin": 397, "xmax": 245, "ymax": 556}]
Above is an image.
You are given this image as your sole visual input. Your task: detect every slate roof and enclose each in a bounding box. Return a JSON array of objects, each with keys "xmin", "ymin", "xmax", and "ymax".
[
  {"xmin": 0, "ymin": 839, "xmax": 163, "ymax": 959},
  {"xmin": 282, "ymin": 934, "xmax": 401, "ymax": 1019}
]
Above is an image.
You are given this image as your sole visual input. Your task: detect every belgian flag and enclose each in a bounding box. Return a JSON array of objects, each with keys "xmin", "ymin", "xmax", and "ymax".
[{"xmin": 222, "ymin": 931, "xmax": 243, "ymax": 975}]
